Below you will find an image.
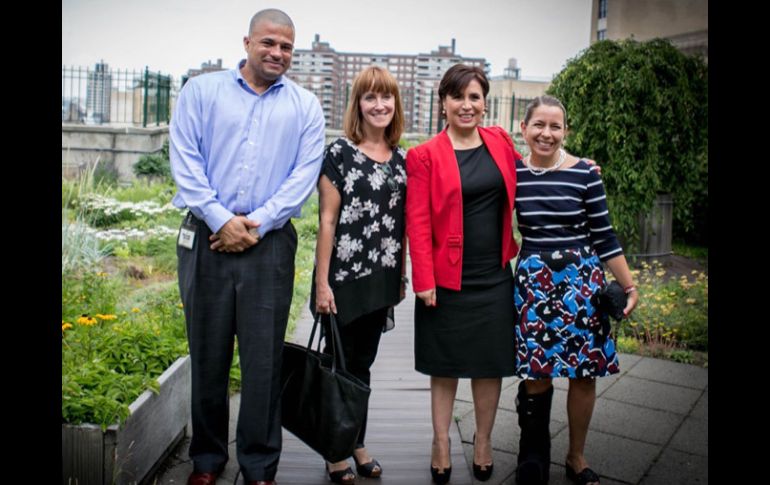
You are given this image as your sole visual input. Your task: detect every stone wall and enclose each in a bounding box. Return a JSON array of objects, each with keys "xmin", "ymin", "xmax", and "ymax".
[
  {"xmin": 62, "ymin": 125, "xmax": 429, "ymax": 183},
  {"xmin": 62, "ymin": 124, "xmax": 169, "ymax": 182}
]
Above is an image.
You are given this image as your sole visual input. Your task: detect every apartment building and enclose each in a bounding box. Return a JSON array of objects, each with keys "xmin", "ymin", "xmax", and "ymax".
[{"xmin": 288, "ymin": 35, "xmax": 488, "ymax": 134}]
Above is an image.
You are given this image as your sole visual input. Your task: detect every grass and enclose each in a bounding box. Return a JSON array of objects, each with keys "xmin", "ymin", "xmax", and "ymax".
[{"xmin": 672, "ymin": 240, "xmax": 708, "ymax": 263}]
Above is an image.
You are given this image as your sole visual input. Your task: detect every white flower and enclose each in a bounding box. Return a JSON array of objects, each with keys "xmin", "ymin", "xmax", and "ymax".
[
  {"xmin": 340, "ymin": 197, "xmax": 364, "ymax": 224},
  {"xmin": 382, "ymin": 214, "xmax": 396, "ymax": 232},
  {"xmin": 329, "ymin": 142, "xmax": 342, "ymax": 157},
  {"xmin": 352, "ymin": 262, "xmax": 362, "ymax": 273},
  {"xmin": 343, "ymin": 168, "xmax": 364, "ymax": 194},
  {"xmin": 362, "ymin": 200, "xmax": 380, "ymax": 217},
  {"xmin": 367, "ymin": 170, "xmax": 386, "ymax": 191},
  {"xmin": 353, "ymin": 150, "xmax": 366, "ymax": 165},
  {"xmin": 359, "ymin": 267, "xmax": 373, "ymax": 277},
  {"xmin": 334, "ymin": 268, "xmax": 349, "ymax": 281},
  {"xmin": 336, "ymin": 234, "xmax": 364, "ymax": 262},
  {"xmin": 362, "ymin": 221, "xmax": 380, "ymax": 239},
  {"xmin": 388, "ymin": 190, "xmax": 401, "ymax": 209},
  {"xmin": 380, "ymin": 237, "xmax": 402, "ymax": 268},
  {"xmin": 368, "ymin": 248, "xmax": 380, "ymax": 262},
  {"xmin": 397, "ymin": 147, "xmax": 407, "ymax": 159}
]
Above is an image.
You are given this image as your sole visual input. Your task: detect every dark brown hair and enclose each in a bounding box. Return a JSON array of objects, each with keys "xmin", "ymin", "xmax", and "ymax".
[
  {"xmin": 438, "ymin": 64, "xmax": 489, "ymax": 115},
  {"xmin": 523, "ymin": 95, "xmax": 568, "ymax": 127}
]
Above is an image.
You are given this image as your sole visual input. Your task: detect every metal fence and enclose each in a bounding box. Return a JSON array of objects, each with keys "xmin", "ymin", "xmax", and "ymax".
[{"xmin": 62, "ymin": 64, "xmax": 176, "ymax": 127}]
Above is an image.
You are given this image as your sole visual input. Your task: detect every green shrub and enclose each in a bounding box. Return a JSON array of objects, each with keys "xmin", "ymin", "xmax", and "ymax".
[
  {"xmin": 62, "ymin": 281, "xmax": 187, "ymax": 428},
  {"xmin": 549, "ymin": 39, "xmax": 708, "ymax": 251},
  {"xmin": 133, "ymin": 140, "xmax": 172, "ymax": 182},
  {"xmin": 616, "ymin": 260, "xmax": 708, "ymax": 352}
]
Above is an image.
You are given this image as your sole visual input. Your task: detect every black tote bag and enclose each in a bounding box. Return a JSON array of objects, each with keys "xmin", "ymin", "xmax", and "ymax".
[{"xmin": 280, "ymin": 313, "xmax": 371, "ymax": 462}]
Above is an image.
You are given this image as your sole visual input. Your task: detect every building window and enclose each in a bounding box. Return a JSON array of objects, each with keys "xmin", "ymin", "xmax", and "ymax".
[
  {"xmin": 598, "ymin": 0, "xmax": 607, "ymax": 19},
  {"xmin": 597, "ymin": 29, "xmax": 607, "ymax": 40}
]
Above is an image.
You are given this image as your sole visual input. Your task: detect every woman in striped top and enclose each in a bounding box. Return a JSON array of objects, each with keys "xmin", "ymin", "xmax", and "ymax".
[{"xmin": 512, "ymin": 96, "xmax": 638, "ymax": 485}]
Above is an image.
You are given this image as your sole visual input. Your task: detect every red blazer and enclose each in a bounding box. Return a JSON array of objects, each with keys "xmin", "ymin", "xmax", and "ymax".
[{"xmin": 406, "ymin": 125, "xmax": 521, "ymax": 292}]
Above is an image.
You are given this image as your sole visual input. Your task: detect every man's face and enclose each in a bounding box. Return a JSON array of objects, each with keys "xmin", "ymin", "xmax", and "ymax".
[{"xmin": 243, "ymin": 20, "xmax": 294, "ymax": 84}]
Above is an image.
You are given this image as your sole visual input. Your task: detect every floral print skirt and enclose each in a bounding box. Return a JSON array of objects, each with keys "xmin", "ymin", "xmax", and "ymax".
[{"xmin": 514, "ymin": 246, "xmax": 619, "ymax": 379}]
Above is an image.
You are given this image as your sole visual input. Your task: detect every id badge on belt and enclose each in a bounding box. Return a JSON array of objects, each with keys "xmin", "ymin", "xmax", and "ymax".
[{"xmin": 177, "ymin": 212, "xmax": 196, "ymax": 249}]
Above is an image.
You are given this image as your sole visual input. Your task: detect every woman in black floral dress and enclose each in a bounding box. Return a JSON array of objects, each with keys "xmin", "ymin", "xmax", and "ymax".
[{"xmin": 310, "ymin": 66, "xmax": 407, "ymax": 484}]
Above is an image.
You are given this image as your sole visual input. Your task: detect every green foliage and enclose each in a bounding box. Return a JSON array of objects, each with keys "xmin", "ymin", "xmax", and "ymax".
[
  {"xmin": 616, "ymin": 260, "xmax": 708, "ymax": 353},
  {"xmin": 399, "ymin": 138, "xmax": 424, "ymax": 150},
  {"xmin": 133, "ymin": 140, "xmax": 172, "ymax": 182},
  {"xmin": 111, "ymin": 179, "xmax": 176, "ymax": 204},
  {"xmin": 62, "ymin": 220, "xmax": 110, "ymax": 275},
  {"xmin": 673, "ymin": 241, "xmax": 708, "ymax": 264},
  {"xmin": 62, "ymin": 279, "xmax": 188, "ymax": 428},
  {"xmin": 615, "ymin": 335, "xmax": 640, "ymax": 354},
  {"xmin": 548, "ymin": 39, "xmax": 708, "ymax": 251},
  {"xmin": 667, "ymin": 349, "xmax": 694, "ymax": 365}
]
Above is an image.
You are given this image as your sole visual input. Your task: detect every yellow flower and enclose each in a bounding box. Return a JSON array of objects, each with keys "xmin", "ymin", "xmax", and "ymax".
[
  {"xmin": 686, "ymin": 298, "xmax": 696, "ymax": 304},
  {"xmin": 76, "ymin": 315, "xmax": 97, "ymax": 326},
  {"xmin": 131, "ymin": 307, "xmax": 141, "ymax": 313},
  {"xmin": 96, "ymin": 271, "xmax": 108, "ymax": 277},
  {"xmin": 177, "ymin": 303, "xmax": 184, "ymax": 309},
  {"xmin": 95, "ymin": 314, "xmax": 117, "ymax": 320},
  {"xmin": 655, "ymin": 270, "xmax": 666, "ymax": 277},
  {"xmin": 61, "ymin": 322, "xmax": 73, "ymax": 331}
]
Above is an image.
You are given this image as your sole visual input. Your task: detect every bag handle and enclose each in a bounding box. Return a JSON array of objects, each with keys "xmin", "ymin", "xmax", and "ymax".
[
  {"xmin": 308, "ymin": 313, "xmax": 349, "ymax": 374},
  {"xmin": 307, "ymin": 313, "xmax": 347, "ymax": 372}
]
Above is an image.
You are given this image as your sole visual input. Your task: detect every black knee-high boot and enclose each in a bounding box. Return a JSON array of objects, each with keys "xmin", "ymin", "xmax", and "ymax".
[{"xmin": 515, "ymin": 381, "xmax": 554, "ymax": 485}]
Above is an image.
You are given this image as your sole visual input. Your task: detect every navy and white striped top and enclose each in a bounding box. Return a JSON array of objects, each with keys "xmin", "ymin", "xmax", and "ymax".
[{"xmin": 514, "ymin": 159, "xmax": 623, "ymax": 261}]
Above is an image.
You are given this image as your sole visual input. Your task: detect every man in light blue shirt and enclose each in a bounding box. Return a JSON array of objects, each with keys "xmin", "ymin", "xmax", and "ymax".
[{"xmin": 170, "ymin": 8, "xmax": 325, "ymax": 485}]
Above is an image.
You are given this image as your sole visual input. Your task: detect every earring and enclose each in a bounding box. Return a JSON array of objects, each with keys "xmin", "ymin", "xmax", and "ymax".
[{"xmin": 441, "ymin": 109, "xmax": 446, "ymax": 115}]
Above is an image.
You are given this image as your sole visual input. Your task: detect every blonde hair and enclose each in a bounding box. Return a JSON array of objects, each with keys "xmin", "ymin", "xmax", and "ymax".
[{"xmin": 343, "ymin": 66, "xmax": 404, "ymax": 147}]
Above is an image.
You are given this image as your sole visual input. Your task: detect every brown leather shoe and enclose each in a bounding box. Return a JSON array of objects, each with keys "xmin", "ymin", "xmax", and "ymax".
[{"xmin": 187, "ymin": 471, "xmax": 219, "ymax": 485}]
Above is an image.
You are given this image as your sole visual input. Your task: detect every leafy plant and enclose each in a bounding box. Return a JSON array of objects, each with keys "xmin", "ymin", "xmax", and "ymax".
[
  {"xmin": 548, "ymin": 39, "xmax": 708, "ymax": 251},
  {"xmin": 615, "ymin": 260, "xmax": 708, "ymax": 353},
  {"xmin": 62, "ymin": 281, "xmax": 187, "ymax": 428},
  {"xmin": 133, "ymin": 140, "xmax": 171, "ymax": 181}
]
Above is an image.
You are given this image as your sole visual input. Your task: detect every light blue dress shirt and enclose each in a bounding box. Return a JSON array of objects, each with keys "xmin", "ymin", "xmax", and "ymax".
[{"xmin": 170, "ymin": 60, "xmax": 326, "ymax": 237}]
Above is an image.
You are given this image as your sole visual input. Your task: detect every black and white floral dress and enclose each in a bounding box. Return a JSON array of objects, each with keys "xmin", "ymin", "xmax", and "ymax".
[{"xmin": 310, "ymin": 137, "xmax": 407, "ymax": 326}]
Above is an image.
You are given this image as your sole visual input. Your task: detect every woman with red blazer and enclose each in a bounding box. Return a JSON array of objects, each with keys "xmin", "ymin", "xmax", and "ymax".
[{"xmin": 405, "ymin": 64, "xmax": 521, "ymax": 484}]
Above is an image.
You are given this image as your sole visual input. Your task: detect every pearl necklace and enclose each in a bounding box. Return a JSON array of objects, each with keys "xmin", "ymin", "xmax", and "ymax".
[{"xmin": 525, "ymin": 148, "xmax": 565, "ymax": 176}]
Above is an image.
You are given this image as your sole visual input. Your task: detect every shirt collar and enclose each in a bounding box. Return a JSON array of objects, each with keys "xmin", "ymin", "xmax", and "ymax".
[{"xmin": 235, "ymin": 59, "xmax": 285, "ymax": 94}]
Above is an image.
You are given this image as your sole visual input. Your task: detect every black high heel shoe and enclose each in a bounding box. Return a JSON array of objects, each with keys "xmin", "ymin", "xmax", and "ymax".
[
  {"xmin": 430, "ymin": 465, "xmax": 452, "ymax": 485},
  {"xmin": 326, "ymin": 462, "xmax": 356, "ymax": 485},
  {"xmin": 472, "ymin": 433, "xmax": 494, "ymax": 481},
  {"xmin": 430, "ymin": 437, "xmax": 452, "ymax": 484},
  {"xmin": 565, "ymin": 462, "xmax": 601, "ymax": 485},
  {"xmin": 353, "ymin": 455, "xmax": 382, "ymax": 478}
]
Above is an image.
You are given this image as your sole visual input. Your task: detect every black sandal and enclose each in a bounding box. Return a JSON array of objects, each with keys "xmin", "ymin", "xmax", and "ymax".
[
  {"xmin": 565, "ymin": 462, "xmax": 600, "ymax": 485},
  {"xmin": 326, "ymin": 463, "xmax": 356, "ymax": 484},
  {"xmin": 353, "ymin": 456, "xmax": 382, "ymax": 478}
]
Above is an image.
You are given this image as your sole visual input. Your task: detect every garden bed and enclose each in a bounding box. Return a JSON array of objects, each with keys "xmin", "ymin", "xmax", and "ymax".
[{"xmin": 62, "ymin": 356, "xmax": 190, "ymax": 485}]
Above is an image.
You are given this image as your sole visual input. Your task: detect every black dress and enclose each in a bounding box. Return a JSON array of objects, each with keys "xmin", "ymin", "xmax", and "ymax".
[{"xmin": 414, "ymin": 144, "xmax": 517, "ymax": 378}]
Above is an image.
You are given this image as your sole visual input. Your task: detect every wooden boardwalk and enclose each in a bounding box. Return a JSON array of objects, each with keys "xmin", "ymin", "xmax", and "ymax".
[{"xmin": 273, "ymin": 289, "xmax": 473, "ymax": 484}]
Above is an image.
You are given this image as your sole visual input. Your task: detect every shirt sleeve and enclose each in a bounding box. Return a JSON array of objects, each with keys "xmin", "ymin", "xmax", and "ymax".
[
  {"xmin": 169, "ymin": 80, "xmax": 233, "ymax": 233},
  {"xmin": 320, "ymin": 138, "xmax": 345, "ymax": 192},
  {"xmin": 250, "ymin": 97, "xmax": 326, "ymax": 237},
  {"xmin": 585, "ymin": 166, "xmax": 624, "ymax": 261}
]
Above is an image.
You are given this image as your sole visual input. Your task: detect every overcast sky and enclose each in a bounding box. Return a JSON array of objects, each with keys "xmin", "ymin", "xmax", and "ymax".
[{"xmin": 62, "ymin": 0, "xmax": 592, "ymax": 81}]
